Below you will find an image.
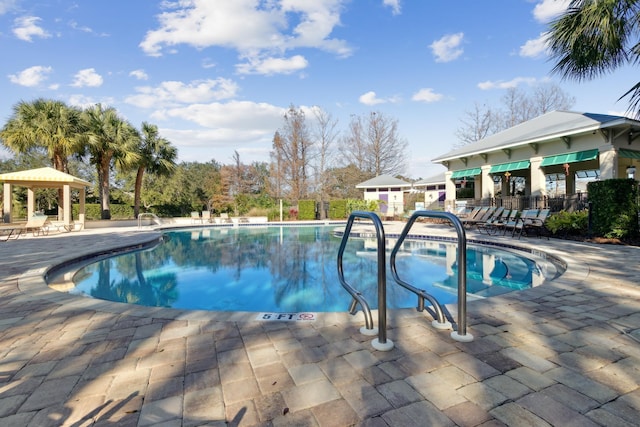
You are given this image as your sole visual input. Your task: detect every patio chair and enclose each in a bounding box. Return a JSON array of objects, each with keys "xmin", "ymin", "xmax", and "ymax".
[
  {"xmin": 510, "ymin": 209, "xmax": 540, "ymax": 239},
  {"xmin": 462, "ymin": 206, "xmax": 496, "ymax": 228},
  {"xmin": 522, "ymin": 208, "xmax": 551, "ymax": 239},
  {"xmin": 477, "ymin": 208, "xmax": 509, "ymax": 234},
  {"xmin": 0, "ymin": 224, "xmax": 23, "ymax": 242},
  {"xmin": 202, "ymin": 210, "xmax": 212, "ymax": 223},
  {"xmin": 24, "ymin": 213, "xmax": 50, "ymax": 237},
  {"xmin": 190, "ymin": 211, "xmax": 202, "ymax": 224},
  {"xmin": 219, "ymin": 213, "xmax": 233, "ymax": 223},
  {"xmin": 456, "ymin": 206, "xmax": 480, "ymax": 220}
]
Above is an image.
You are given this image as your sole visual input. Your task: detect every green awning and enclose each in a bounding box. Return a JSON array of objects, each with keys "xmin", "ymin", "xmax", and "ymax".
[
  {"xmin": 489, "ymin": 160, "xmax": 530, "ymax": 174},
  {"xmin": 451, "ymin": 168, "xmax": 481, "ymax": 179},
  {"xmin": 540, "ymin": 149, "xmax": 599, "ymax": 167},
  {"xmin": 619, "ymin": 149, "xmax": 640, "ymax": 159}
]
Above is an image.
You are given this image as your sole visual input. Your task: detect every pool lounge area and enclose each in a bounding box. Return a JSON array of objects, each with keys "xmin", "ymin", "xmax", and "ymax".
[{"xmin": 1, "ymin": 221, "xmax": 639, "ymax": 426}]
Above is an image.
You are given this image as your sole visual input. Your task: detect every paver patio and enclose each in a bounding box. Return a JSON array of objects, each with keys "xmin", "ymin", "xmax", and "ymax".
[{"xmin": 0, "ymin": 223, "xmax": 639, "ymax": 426}]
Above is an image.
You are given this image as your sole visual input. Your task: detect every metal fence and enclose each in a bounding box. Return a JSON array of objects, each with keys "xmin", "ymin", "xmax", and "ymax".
[{"xmin": 459, "ymin": 193, "xmax": 589, "ymax": 213}]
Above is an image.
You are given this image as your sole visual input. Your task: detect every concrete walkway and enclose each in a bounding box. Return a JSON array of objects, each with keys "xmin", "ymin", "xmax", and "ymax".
[{"xmin": 0, "ymin": 223, "xmax": 639, "ymax": 426}]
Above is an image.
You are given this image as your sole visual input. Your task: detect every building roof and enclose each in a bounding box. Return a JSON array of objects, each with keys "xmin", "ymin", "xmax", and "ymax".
[
  {"xmin": 413, "ymin": 172, "xmax": 446, "ymax": 186},
  {"xmin": 356, "ymin": 174, "xmax": 412, "ymax": 188},
  {"xmin": 0, "ymin": 167, "xmax": 91, "ymax": 188},
  {"xmin": 432, "ymin": 110, "xmax": 640, "ymax": 163}
]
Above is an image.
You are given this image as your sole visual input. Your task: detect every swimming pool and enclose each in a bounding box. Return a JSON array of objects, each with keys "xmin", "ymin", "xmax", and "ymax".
[{"xmin": 46, "ymin": 225, "xmax": 560, "ymax": 312}]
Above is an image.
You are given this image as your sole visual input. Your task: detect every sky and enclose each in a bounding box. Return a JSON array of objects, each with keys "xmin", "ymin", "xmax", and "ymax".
[{"xmin": 0, "ymin": 0, "xmax": 639, "ymax": 180}]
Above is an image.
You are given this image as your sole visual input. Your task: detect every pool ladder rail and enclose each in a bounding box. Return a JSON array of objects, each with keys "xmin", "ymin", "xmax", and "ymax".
[
  {"xmin": 337, "ymin": 210, "xmax": 474, "ymax": 352},
  {"xmin": 137, "ymin": 213, "xmax": 162, "ymax": 228}
]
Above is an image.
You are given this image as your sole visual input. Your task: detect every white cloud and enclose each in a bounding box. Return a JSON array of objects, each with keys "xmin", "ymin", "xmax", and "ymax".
[
  {"xmin": 8, "ymin": 65, "xmax": 53, "ymax": 86},
  {"xmin": 520, "ymin": 32, "xmax": 549, "ymax": 58},
  {"xmin": 430, "ymin": 33, "xmax": 464, "ymax": 63},
  {"xmin": 0, "ymin": 0, "xmax": 18, "ymax": 15},
  {"xmin": 67, "ymin": 94, "xmax": 116, "ymax": 109},
  {"xmin": 412, "ymin": 88, "xmax": 443, "ymax": 103},
  {"xmin": 156, "ymin": 100, "xmax": 285, "ymax": 131},
  {"xmin": 139, "ymin": 0, "xmax": 351, "ymax": 73},
  {"xmin": 125, "ymin": 78, "xmax": 239, "ymax": 109},
  {"xmin": 478, "ymin": 77, "xmax": 538, "ymax": 90},
  {"xmin": 359, "ymin": 91, "xmax": 387, "ymax": 106},
  {"xmin": 71, "ymin": 68, "xmax": 103, "ymax": 87},
  {"xmin": 13, "ymin": 16, "xmax": 51, "ymax": 42},
  {"xmin": 129, "ymin": 69, "xmax": 149, "ymax": 80},
  {"xmin": 533, "ymin": 0, "xmax": 570, "ymax": 23},
  {"xmin": 383, "ymin": 0, "xmax": 401, "ymax": 15},
  {"xmin": 236, "ymin": 55, "xmax": 309, "ymax": 75}
]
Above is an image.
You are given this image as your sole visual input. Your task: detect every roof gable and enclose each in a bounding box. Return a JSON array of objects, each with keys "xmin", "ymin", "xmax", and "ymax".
[
  {"xmin": 0, "ymin": 167, "xmax": 91, "ymax": 187},
  {"xmin": 356, "ymin": 174, "xmax": 411, "ymax": 188},
  {"xmin": 432, "ymin": 110, "xmax": 635, "ymax": 163}
]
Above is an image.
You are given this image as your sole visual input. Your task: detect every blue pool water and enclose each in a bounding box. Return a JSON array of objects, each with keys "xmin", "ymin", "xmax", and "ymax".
[{"xmin": 47, "ymin": 225, "xmax": 554, "ymax": 312}]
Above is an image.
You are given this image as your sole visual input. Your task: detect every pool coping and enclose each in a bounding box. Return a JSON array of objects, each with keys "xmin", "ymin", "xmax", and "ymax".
[{"xmin": 13, "ymin": 222, "xmax": 591, "ymax": 330}]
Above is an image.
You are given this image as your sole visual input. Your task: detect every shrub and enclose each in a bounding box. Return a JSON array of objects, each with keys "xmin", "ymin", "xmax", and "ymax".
[
  {"xmin": 329, "ymin": 199, "xmax": 348, "ymax": 219},
  {"xmin": 588, "ymin": 179, "xmax": 639, "ymax": 239},
  {"xmin": 545, "ymin": 210, "xmax": 588, "ymax": 236},
  {"xmin": 298, "ymin": 200, "xmax": 316, "ymax": 220}
]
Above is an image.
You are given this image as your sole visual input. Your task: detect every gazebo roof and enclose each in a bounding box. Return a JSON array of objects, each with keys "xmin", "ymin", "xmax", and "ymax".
[{"xmin": 0, "ymin": 167, "xmax": 91, "ymax": 188}]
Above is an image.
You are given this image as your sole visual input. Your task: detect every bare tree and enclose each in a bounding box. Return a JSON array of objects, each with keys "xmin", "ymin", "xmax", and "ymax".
[
  {"xmin": 456, "ymin": 82, "xmax": 575, "ymax": 145},
  {"xmin": 341, "ymin": 111, "xmax": 408, "ymax": 176},
  {"xmin": 311, "ymin": 107, "xmax": 338, "ymax": 206},
  {"xmin": 454, "ymin": 102, "xmax": 499, "ymax": 147},
  {"xmin": 269, "ymin": 105, "xmax": 313, "ymax": 203}
]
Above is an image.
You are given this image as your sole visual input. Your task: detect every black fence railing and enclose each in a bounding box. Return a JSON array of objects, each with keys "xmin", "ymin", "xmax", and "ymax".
[{"xmin": 459, "ymin": 193, "xmax": 589, "ymax": 213}]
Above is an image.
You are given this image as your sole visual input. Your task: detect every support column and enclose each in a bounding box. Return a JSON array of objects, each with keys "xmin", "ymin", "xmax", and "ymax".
[
  {"xmin": 529, "ymin": 156, "xmax": 546, "ymax": 197},
  {"xmin": 599, "ymin": 146, "xmax": 618, "ymax": 179},
  {"xmin": 27, "ymin": 187, "xmax": 35, "ymax": 218},
  {"xmin": 3, "ymin": 183, "xmax": 12, "ymax": 223},
  {"xmin": 79, "ymin": 187, "xmax": 86, "ymax": 228},
  {"xmin": 63, "ymin": 184, "xmax": 71, "ymax": 226},
  {"xmin": 481, "ymin": 165, "xmax": 494, "ymax": 199},
  {"xmin": 565, "ymin": 168, "xmax": 576, "ymax": 194},
  {"xmin": 445, "ymin": 171, "xmax": 456, "ymax": 211}
]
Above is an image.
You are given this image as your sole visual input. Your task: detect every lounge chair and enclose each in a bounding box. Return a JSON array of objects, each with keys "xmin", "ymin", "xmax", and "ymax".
[
  {"xmin": 462, "ymin": 206, "xmax": 496, "ymax": 228},
  {"xmin": 477, "ymin": 208, "xmax": 510, "ymax": 234},
  {"xmin": 202, "ymin": 211, "xmax": 212, "ymax": 223},
  {"xmin": 219, "ymin": 213, "xmax": 233, "ymax": 223},
  {"xmin": 522, "ymin": 208, "xmax": 551, "ymax": 238},
  {"xmin": 457, "ymin": 206, "xmax": 480, "ymax": 220},
  {"xmin": 190, "ymin": 211, "xmax": 202, "ymax": 224},
  {"xmin": 23, "ymin": 213, "xmax": 50, "ymax": 237},
  {"xmin": 0, "ymin": 224, "xmax": 23, "ymax": 242},
  {"xmin": 510, "ymin": 209, "xmax": 540, "ymax": 238}
]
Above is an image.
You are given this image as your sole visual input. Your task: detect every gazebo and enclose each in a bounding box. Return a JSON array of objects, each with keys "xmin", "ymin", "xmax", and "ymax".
[{"xmin": 1, "ymin": 167, "xmax": 91, "ymax": 228}]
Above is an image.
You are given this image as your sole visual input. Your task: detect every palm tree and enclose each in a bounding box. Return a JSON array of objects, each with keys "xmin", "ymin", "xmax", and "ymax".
[
  {"xmin": 547, "ymin": 0, "xmax": 640, "ymax": 114},
  {"xmin": 82, "ymin": 104, "xmax": 140, "ymax": 219},
  {"xmin": 0, "ymin": 98, "xmax": 84, "ymax": 171},
  {"xmin": 133, "ymin": 122, "xmax": 177, "ymax": 218}
]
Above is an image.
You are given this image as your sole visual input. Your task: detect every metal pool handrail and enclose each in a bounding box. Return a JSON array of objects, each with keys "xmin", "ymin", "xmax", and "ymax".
[
  {"xmin": 137, "ymin": 213, "xmax": 161, "ymax": 228},
  {"xmin": 337, "ymin": 211, "xmax": 394, "ymax": 351},
  {"xmin": 391, "ymin": 210, "xmax": 473, "ymax": 342}
]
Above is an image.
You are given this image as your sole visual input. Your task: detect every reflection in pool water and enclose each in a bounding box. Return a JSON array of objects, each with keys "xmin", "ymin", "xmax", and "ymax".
[{"xmin": 47, "ymin": 225, "xmax": 554, "ymax": 312}]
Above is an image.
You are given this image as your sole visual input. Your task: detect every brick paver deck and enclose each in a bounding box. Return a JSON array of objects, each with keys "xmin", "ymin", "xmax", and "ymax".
[{"xmin": 0, "ymin": 223, "xmax": 638, "ymax": 426}]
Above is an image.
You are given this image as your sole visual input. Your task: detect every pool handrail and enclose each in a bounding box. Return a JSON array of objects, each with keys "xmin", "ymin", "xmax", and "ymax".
[
  {"xmin": 337, "ymin": 211, "xmax": 393, "ymax": 351},
  {"xmin": 137, "ymin": 212, "xmax": 162, "ymax": 228},
  {"xmin": 391, "ymin": 210, "xmax": 473, "ymax": 342}
]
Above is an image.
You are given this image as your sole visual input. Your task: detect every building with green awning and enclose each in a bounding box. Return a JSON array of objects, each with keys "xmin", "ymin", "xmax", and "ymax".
[{"xmin": 431, "ymin": 110, "xmax": 640, "ymax": 209}]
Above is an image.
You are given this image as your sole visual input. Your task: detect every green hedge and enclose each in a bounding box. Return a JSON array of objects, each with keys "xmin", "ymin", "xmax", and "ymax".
[
  {"xmin": 329, "ymin": 199, "xmax": 347, "ymax": 219},
  {"xmin": 298, "ymin": 200, "xmax": 316, "ymax": 220},
  {"xmin": 587, "ymin": 179, "xmax": 639, "ymax": 238},
  {"xmin": 71, "ymin": 203, "xmax": 134, "ymax": 220}
]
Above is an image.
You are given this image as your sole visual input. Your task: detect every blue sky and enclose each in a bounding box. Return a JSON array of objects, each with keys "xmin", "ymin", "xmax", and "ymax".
[{"xmin": 0, "ymin": 0, "xmax": 638, "ymax": 179}]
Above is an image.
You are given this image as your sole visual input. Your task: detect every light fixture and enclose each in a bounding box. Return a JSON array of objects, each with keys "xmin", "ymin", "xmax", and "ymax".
[{"xmin": 627, "ymin": 164, "xmax": 636, "ymax": 179}]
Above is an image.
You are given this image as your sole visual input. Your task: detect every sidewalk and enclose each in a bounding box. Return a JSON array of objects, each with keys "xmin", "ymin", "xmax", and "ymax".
[{"xmin": 0, "ymin": 224, "xmax": 639, "ymax": 426}]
